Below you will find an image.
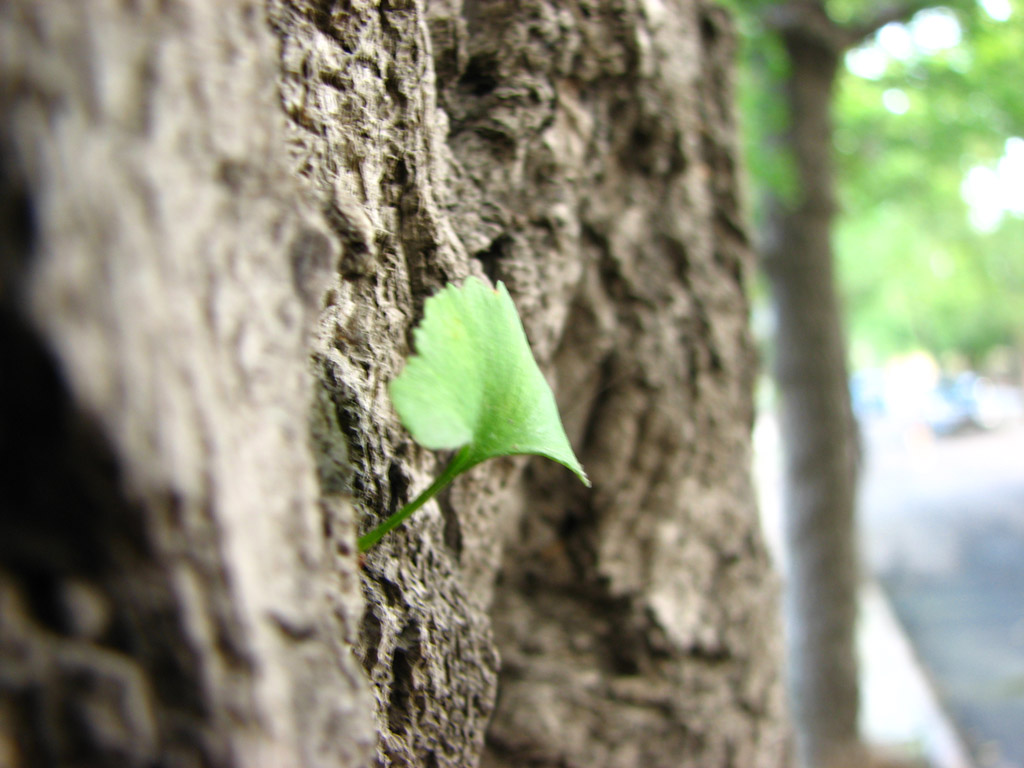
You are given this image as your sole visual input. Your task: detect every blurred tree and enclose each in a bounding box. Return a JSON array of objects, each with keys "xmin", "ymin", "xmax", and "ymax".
[
  {"xmin": 755, "ymin": 7, "xmax": 870, "ymax": 767},
  {"xmin": 718, "ymin": 1, "xmax": 999, "ymax": 767}
]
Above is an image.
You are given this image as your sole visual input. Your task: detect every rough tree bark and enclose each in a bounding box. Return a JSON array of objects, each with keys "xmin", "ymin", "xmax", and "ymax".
[
  {"xmin": 760, "ymin": 2, "xmax": 954, "ymax": 768},
  {"xmin": 2, "ymin": 2, "xmax": 786, "ymax": 767}
]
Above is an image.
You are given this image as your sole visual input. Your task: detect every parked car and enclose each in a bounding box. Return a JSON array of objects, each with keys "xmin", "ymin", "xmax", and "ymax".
[{"xmin": 924, "ymin": 373, "xmax": 1024, "ymax": 436}]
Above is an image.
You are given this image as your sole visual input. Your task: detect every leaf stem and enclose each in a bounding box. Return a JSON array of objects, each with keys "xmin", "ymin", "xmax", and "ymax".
[{"xmin": 357, "ymin": 448, "xmax": 474, "ymax": 553}]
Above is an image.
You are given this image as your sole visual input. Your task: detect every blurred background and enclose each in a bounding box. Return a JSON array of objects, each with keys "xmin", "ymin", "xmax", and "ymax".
[
  {"xmin": 728, "ymin": 1, "xmax": 1024, "ymax": 766},
  {"xmin": 757, "ymin": 371, "xmax": 1024, "ymax": 768}
]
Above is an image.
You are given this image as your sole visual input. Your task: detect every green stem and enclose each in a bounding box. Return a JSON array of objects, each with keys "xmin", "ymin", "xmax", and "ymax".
[{"xmin": 357, "ymin": 448, "xmax": 474, "ymax": 553}]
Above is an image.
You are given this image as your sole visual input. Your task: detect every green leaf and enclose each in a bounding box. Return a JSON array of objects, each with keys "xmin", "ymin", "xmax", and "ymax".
[
  {"xmin": 358, "ymin": 277, "xmax": 588, "ymax": 552},
  {"xmin": 391, "ymin": 276, "xmax": 589, "ymax": 483}
]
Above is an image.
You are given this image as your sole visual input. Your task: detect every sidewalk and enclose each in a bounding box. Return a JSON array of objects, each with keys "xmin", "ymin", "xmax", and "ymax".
[
  {"xmin": 753, "ymin": 413, "xmax": 995, "ymax": 768},
  {"xmin": 860, "ymin": 419, "xmax": 1024, "ymax": 768},
  {"xmin": 859, "ymin": 578, "xmax": 975, "ymax": 768}
]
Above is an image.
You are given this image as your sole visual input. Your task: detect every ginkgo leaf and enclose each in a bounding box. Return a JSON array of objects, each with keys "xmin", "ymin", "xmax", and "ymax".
[
  {"xmin": 390, "ymin": 276, "xmax": 589, "ymax": 482},
  {"xmin": 358, "ymin": 277, "xmax": 588, "ymax": 552}
]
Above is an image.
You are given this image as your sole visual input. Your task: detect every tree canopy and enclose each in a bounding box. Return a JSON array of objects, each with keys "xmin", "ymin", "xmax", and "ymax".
[
  {"xmin": 728, "ymin": 0, "xmax": 1024, "ymax": 369},
  {"xmin": 835, "ymin": 1, "xmax": 1023, "ymax": 366}
]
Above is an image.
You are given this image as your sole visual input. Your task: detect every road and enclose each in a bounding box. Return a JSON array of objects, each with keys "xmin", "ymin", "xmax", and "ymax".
[{"xmin": 859, "ymin": 418, "xmax": 1024, "ymax": 768}]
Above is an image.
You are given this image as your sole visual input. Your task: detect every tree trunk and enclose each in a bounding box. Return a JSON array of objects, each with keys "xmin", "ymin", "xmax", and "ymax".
[
  {"xmin": 762, "ymin": 28, "xmax": 862, "ymax": 768},
  {"xmin": 1, "ymin": 1, "xmax": 786, "ymax": 766},
  {"xmin": 759, "ymin": 4, "xmax": 946, "ymax": 766}
]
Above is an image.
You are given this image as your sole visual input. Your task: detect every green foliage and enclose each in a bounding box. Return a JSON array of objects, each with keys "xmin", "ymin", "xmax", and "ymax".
[
  {"xmin": 726, "ymin": 0, "xmax": 1024, "ymax": 365},
  {"xmin": 729, "ymin": 7, "xmax": 799, "ymax": 223},
  {"xmin": 833, "ymin": 1, "xmax": 1024, "ymax": 364},
  {"xmin": 358, "ymin": 277, "xmax": 588, "ymax": 552}
]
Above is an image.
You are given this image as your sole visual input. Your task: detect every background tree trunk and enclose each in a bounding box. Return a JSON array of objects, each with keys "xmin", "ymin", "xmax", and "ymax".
[
  {"xmin": 761, "ymin": 26, "xmax": 862, "ymax": 768},
  {"xmin": 1, "ymin": 1, "xmax": 787, "ymax": 766},
  {"xmin": 759, "ymin": 3, "xmax": 945, "ymax": 767}
]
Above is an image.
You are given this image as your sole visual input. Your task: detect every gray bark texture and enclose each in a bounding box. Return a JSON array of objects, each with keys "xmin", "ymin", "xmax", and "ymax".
[{"xmin": 1, "ymin": 1, "xmax": 786, "ymax": 767}]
